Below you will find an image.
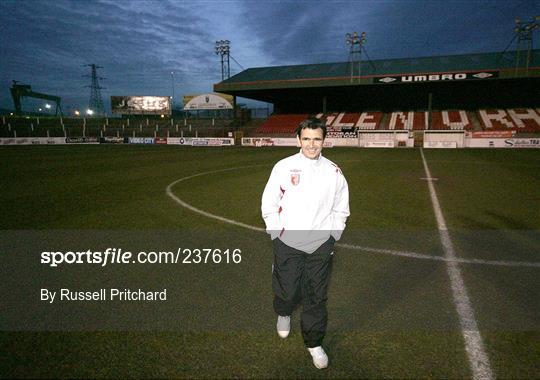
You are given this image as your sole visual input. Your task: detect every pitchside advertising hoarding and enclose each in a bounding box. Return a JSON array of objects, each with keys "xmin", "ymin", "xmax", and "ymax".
[
  {"xmin": 111, "ymin": 96, "xmax": 171, "ymax": 115},
  {"xmin": 0, "ymin": 137, "xmax": 66, "ymax": 145},
  {"xmin": 183, "ymin": 93, "xmax": 234, "ymax": 110},
  {"xmin": 128, "ymin": 137, "xmax": 154, "ymax": 144},
  {"xmin": 467, "ymin": 137, "xmax": 540, "ymax": 148},
  {"xmin": 167, "ymin": 137, "xmax": 234, "ymax": 146}
]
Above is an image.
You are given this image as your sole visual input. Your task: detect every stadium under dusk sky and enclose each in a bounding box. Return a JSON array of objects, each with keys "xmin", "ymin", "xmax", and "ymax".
[{"xmin": 0, "ymin": 0, "xmax": 539, "ymax": 114}]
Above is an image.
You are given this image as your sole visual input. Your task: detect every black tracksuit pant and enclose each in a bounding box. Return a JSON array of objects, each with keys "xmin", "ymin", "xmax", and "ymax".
[{"xmin": 272, "ymin": 236, "xmax": 335, "ymax": 348}]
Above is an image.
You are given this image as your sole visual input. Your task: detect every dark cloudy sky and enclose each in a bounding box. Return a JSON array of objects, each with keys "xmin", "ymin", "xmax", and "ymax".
[{"xmin": 1, "ymin": 0, "xmax": 539, "ymax": 114}]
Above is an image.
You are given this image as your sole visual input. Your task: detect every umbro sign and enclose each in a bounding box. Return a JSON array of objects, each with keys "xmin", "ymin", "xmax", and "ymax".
[
  {"xmin": 472, "ymin": 72, "xmax": 493, "ymax": 79},
  {"xmin": 375, "ymin": 71, "xmax": 498, "ymax": 84}
]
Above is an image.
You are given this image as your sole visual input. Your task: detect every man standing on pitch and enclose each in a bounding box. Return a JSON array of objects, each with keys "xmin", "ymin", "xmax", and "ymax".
[{"xmin": 261, "ymin": 117, "xmax": 350, "ymax": 369}]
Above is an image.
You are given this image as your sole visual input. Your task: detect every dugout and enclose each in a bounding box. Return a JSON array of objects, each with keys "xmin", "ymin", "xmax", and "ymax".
[{"xmin": 214, "ymin": 50, "xmax": 540, "ymax": 114}]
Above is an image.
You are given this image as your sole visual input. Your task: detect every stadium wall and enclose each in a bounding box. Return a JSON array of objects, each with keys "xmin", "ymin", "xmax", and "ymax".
[{"xmin": 1, "ymin": 135, "xmax": 539, "ymax": 148}]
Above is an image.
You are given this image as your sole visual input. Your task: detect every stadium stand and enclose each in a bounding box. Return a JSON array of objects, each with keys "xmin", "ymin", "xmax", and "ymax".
[
  {"xmin": 322, "ymin": 112, "xmax": 384, "ymax": 134},
  {"xmin": 478, "ymin": 108, "xmax": 540, "ymax": 133},
  {"xmin": 253, "ymin": 110, "xmax": 485, "ymax": 135},
  {"xmin": 430, "ymin": 111, "xmax": 472, "ymax": 130},
  {"xmin": 387, "ymin": 112, "xmax": 427, "ymax": 130},
  {"xmin": 3, "ymin": 108, "xmax": 539, "ymax": 139},
  {"xmin": 0, "ymin": 116, "xmax": 236, "ymax": 138},
  {"xmin": 255, "ymin": 114, "xmax": 309, "ymax": 134}
]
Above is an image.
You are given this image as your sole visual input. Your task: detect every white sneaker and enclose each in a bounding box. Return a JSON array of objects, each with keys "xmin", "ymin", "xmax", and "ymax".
[
  {"xmin": 307, "ymin": 346, "xmax": 328, "ymax": 369},
  {"xmin": 276, "ymin": 315, "xmax": 290, "ymax": 338}
]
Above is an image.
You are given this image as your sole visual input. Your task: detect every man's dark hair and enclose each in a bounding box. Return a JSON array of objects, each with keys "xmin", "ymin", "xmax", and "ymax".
[{"xmin": 296, "ymin": 117, "xmax": 327, "ymax": 139}]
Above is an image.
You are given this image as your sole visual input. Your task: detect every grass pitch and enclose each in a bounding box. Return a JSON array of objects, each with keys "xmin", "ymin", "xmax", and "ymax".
[{"xmin": 1, "ymin": 145, "xmax": 539, "ymax": 378}]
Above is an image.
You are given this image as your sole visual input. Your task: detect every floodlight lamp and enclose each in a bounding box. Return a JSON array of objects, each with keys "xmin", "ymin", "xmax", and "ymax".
[
  {"xmin": 160, "ymin": 114, "xmax": 164, "ymax": 118},
  {"xmin": 45, "ymin": 103, "xmax": 51, "ymax": 109},
  {"xmin": 74, "ymin": 110, "xmax": 80, "ymax": 116},
  {"xmin": 38, "ymin": 108, "xmax": 42, "ymax": 111},
  {"xmin": 87, "ymin": 109, "xmax": 94, "ymax": 115},
  {"xmin": 360, "ymin": 32, "xmax": 367, "ymax": 43}
]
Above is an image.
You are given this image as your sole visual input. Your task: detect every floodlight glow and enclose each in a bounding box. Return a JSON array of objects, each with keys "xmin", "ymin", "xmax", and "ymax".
[
  {"xmin": 74, "ymin": 110, "xmax": 80, "ymax": 116},
  {"xmin": 38, "ymin": 108, "xmax": 42, "ymax": 111},
  {"xmin": 45, "ymin": 104, "xmax": 51, "ymax": 109},
  {"xmin": 86, "ymin": 109, "xmax": 94, "ymax": 115}
]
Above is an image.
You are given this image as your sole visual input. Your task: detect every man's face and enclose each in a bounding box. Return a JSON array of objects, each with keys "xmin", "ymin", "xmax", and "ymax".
[{"xmin": 297, "ymin": 127, "xmax": 324, "ymax": 160}]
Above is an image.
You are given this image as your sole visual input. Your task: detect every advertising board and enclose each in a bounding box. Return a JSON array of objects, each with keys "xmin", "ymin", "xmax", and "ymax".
[
  {"xmin": 111, "ymin": 96, "xmax": 171, "ymax": 115},
  {"xmin": 128, "ymin": 137, "xmax": 154, "ymax": 144},
  {"xmin": 467, "ymin": 137, "xmax": 540, "ymax": 148},
  {"xmin": 100, "ymin": 137, "xmax": 124, "ymax": 144},
  {"xmin": 424, "ymin": 141, "xmax": 458, "ymax": 148},
  {"xmin": 66, "ymin": 137, "xmax": 99, "ymax": 144},
  {"xmin": 0, "ymin": 138, "xmax": 66, "ymax": 145},
  {"xmin": 183, "ymin": 93, "xmax": 234, "ymax": 110},
  {"xmin": 365, "ymin": 141, "xmax": 395, "ymax": 148},
  {"xmin": 167, "ymin": 137, "xmax": 234, "ymax": 146},
  {"xmin": 502, "ymin": 138, "xmax": 540, "ymax": 148},
  {"xmin": 375, "ymin": 71, "xmax": 498, "ymax": 84},
  {"xmin": 155, "ymin": 138, "xmax": 167, "ymax": 145},
  {"xmin": 470, "ymin": 131, "xmax": 514, "ymax": 138}
]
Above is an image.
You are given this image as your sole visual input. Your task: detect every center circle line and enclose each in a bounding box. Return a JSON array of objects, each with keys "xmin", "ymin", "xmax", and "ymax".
[{"xmin": 165, "ymin": 165, "xmax": 540, "ymax": 269}]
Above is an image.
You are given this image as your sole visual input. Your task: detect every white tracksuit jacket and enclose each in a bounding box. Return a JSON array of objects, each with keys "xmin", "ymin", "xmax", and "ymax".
[{"xmin": 261, "ymin": 151, "xmax": 350, "ymax": 253}]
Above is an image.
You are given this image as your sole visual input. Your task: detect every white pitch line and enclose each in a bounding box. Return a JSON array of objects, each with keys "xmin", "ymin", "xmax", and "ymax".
[
  {"xmin": 166, "ymin": 166, "xmax": 540, "ymax": 269},
  {"xmin": 166, "ymin": 166, "xmax": 267, "ymax": 233},
  {"xmin": 338, "ymin": 243, "xmax": 540, "ymax": 268},
  {"xmin": 420, "ymin": 149, "xmax": 493, "ymax": 380}
]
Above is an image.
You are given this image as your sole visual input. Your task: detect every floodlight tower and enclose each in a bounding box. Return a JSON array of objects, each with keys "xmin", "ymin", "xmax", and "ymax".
[
  {"xmin": 513, "ymin": 16, "xmax": 540, "ymax": 76},
  {"xmin": 345, "ymin": 32, "xmax": 366, "ymax": 83},
  {"xmin": 171, "ymin": 71, "xmax": 175, "ymax": 109},
  {"xmin": 215, "ymin": 40, "xmax": 231, "ymax": 80},
  {"xmin": 84, "ymin": 64, "xmax": 105, "ymax": 116}
]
